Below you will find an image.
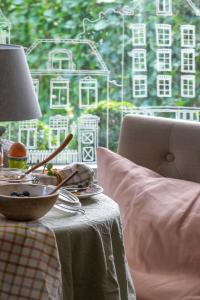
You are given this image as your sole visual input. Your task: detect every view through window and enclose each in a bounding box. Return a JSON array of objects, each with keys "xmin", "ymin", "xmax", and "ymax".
[{"xmin": 1, "ymin": 0, "xmax": 200, "ymax": 165}]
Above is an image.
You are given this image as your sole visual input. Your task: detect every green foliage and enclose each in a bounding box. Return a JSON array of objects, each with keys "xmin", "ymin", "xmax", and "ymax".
[
  {"xmin": 1, "ymin": 0, "xmax": 200, "ymax": 152},
  {"xmin": 1, "ymin": 0, "xmax": 199, "ymax": 109},
  {"xmin": 46, "ymin": 163, "xmax": 54, "ymax": 176},
  {"xmin": 36, "ymin": 120, "xmax": 50, "ymax": 150},
  {"xmin": 85, "ymin": 100, "xmax": 134, "ymax": 151}
]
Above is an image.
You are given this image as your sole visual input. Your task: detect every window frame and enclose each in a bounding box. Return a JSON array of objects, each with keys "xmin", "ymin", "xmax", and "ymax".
[
  {"xmin": 156, "ymin": 24, "xmax": 172, "ymax": 47},
  {"xmin": 156, "ymin": 0, "xmax": 172, "ymax": 16},
  {"xmin": 79, "ymin": 77, "xmax": 98, "ymax": 108},
  {"xmin": 132, "ymin": 49, "xmax": 147, "ymax": 72},
  {"xmin": 156, "ymin": 49, "xmax": 172, "ymax": 71},
  {"xmin": 157, "ymin": 75, "xmax": 172, "ymax": 97},
  {"xmin": 18, "ymin": 120, "xmax": 38, "ymax": 149},
  {"xmin": 131, "ymin": 24, "xmax": 146, "ymax": 46},
  {"xmin": 50, "ymin": 79, "xmax": 69, "ymax": 109},
  {"xmin": 181, "ymin": 49, "xmax": 195, "ymax": 73},
  {"xmin": 181, "ymin": 25, "xmax": 196, "ymax": 48},
  {"xmin": 48, "ymin": 49, "xmax": 74, "ymax": 70},
  {"xmin": 32, "ymin": 79, "xmax": 39, "ymax": 97},
  {"xmin": 181, "ymin": 75, "xmax": 195, "ymax": 98},
  {"xmin": 132, "ymin": 75, "xmax": 147, "ymax": 98}
]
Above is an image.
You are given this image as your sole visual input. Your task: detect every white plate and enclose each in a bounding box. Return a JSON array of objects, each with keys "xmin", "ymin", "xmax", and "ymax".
[{"xmin": 61, "ymin": 184, "xmax": 103, "ymax": 199}]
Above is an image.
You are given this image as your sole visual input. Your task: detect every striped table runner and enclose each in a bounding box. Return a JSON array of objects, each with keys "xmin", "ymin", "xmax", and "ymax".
[{"xmin": 0, "ymin": 221, "xmax": 62, "ymax": 300}]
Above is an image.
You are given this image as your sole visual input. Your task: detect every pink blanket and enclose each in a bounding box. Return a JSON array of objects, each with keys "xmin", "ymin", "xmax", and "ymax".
[{"xmin": 97, "ymin": 147, "xmax": 200, "ymax": 300}]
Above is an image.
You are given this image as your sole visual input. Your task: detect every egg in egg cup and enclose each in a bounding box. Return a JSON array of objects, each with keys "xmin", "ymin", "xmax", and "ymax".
[{"xmin": 7, "ymin": 142, "xmax": 27, "ymax": 170}]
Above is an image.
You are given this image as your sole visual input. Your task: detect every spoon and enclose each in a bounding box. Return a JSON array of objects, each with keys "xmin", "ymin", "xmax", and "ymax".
[
  {"xmin": 49, "ymin": 170, "xmax": 78, "ymax": 195},
  {"xmin": 17, "ymin": 133, "xmax": 73, "ymax": 180}
]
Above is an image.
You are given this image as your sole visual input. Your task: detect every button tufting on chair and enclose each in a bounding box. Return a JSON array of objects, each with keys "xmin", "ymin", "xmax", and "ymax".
[{"xmin": 165, "ymin": 152, "xmax": 175, "ymax": 162}]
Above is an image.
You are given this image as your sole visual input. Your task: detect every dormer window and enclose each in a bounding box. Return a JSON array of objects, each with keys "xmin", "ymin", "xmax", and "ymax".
[
  {"xmin": 156, "ymin": 0, "xmax": 172, "ymax": 16},
  {"xmin": 48, "ymin": 49, "xmax": 75, "ymax": 70}
]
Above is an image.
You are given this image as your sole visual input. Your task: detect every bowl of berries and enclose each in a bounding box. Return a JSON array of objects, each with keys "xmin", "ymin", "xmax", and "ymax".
[{"xmin": 0, "ymin": 183, "xmax": 59, "ymax": 221}]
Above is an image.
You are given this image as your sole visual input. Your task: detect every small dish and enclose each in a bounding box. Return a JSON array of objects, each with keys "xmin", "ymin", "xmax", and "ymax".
[
  {"xmin": 54, "ymin": 190, "xmax": 85, "ymax": 214},
  {"xmin": 61, "ymin": 183, "xmax": 103, "ymax": 199}
]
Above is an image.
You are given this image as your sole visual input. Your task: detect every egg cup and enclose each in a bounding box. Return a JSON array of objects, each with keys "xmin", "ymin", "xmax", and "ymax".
[{"xmin": 7, "ymin": 156, "xmax": 27, "ymax": 170}]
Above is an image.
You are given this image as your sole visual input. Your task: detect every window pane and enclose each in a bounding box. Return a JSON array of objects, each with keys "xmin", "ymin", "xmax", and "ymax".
[{"xmin": 2, "ymin": 2, "xmax": 200, "ymax": 164}]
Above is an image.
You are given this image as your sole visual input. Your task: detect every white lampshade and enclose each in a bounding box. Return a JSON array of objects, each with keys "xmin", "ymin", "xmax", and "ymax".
[{"xmin": 0, "ymin": 44, "xmax": 41, "ymax": 121}]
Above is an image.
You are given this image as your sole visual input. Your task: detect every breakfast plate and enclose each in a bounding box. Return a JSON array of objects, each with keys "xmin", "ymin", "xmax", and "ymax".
[{"xmin": 61, "ymin": 183, "xmax": 103, "ymax": 199}]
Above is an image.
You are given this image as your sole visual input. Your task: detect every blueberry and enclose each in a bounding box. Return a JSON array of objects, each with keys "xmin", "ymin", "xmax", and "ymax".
[
  {"xmin": 10, "ymin": 192, "xmax": 18, "ymax": 197},
  {"xmin": 23, "ymin": 191, "xmax": 30, "ymax": 197}
]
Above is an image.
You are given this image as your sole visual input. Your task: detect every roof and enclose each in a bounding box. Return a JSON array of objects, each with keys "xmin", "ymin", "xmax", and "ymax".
[
  {"xmin": 26, "ymin": 39, "xmax": 109, "ymax": 74},
  {"xmin": 0, "ymin": 9, "xmax": 11, "ymax": 25},
  {"xmin": 186, "ymin": 0, "xmax": 200, "ymax": 16}
]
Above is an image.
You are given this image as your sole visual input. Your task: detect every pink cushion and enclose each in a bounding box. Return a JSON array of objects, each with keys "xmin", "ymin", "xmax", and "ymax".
[{"xmin": 97, "ymin": 147, "xmax": 200, "ymax": 300}]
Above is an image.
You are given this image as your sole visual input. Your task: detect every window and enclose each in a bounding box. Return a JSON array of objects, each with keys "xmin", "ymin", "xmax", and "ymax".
[
  {"xmin": 49, "ymin": 49, "xmax": 74, "ymax": 70},
  {"xmin": 4, "ymin": 2, "xmax": 200, "ymax": 164},
  {"xmin": 181, "ymin": 49, "xmax": 195, "ymax": 73},
  {"xmin": 181, "ymin": 75, "xmax": 195, "ymax": 98},
  {"xmin": 156, "ymin": 0, "xmax": 172, "ymax": 15},
  {"xmin": 157, "ymin": 49, "xmax": 172, "ymax": 71},
  {"xmin": 181, "ymin": 25, "xmax": 195, "ymax": 48},
  {"xmin": 18, "ymin": 120, "xmax": 37, "ymax": 149},
  {"xmin": 32, "ymin": 79, "xmax": 39, "ymax": 97},
  {"xmin": 79, "ymin": 77, "xmax": 98, "ymax": 108},
  {"xmin": 49, "ymin": 116, "xmax": 68, "ymax": 149},
  {"xmin": 0, "ymin": 29, "xmax": 8, "ymax": 44},
  {"xmin": 131, "ymin": 24, "xmax": 146, "ymax": 46},
  {"xmin": 133, "ymin": 75, "xmax": 147, "ymax": 98},
  {"xmin": 156, "ymin": 24, "xmax": 172, "ymax": 47},
  {"xmin": 132, "ymin": 49, "xmax": 147, "ymax": 72},
  {"xmin": 157, "ymin": 75, "xmax": 172, "ymax": 97},
  {"xmin": 50, "ymin": 79, "xmax": 69, "ymax": 109}
]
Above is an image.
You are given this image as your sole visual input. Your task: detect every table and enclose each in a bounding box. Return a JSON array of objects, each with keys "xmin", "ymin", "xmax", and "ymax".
[{"xmin": 42, "ymin": 193, "xmax": 136, "ymax": 300}]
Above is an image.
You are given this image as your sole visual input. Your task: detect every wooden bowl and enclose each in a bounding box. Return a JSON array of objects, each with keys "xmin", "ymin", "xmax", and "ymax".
[{"xmin": 0, "ymin": 184, "xmax": 58, "ymax": 221}]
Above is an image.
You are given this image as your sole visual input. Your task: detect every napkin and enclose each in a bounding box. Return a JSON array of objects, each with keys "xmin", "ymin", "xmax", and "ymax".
[
  {"xmin": 34, "ymin": 163, "xmax": 94, "ymax": 186},
  {"xmin": 58, "ymin": 163, "xmax": 94, "ymax": 186}
]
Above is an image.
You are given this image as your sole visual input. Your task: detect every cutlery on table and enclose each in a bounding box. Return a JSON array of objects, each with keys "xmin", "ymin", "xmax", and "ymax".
[{"xmin": 54, "ymin": 202, "xmax": 85, "ymax": 215}]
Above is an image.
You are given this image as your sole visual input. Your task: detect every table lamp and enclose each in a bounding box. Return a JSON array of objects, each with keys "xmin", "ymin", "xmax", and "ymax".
[{"xmin": 0, "ymin": 44, "xmax": 42, "ymax": 167}]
